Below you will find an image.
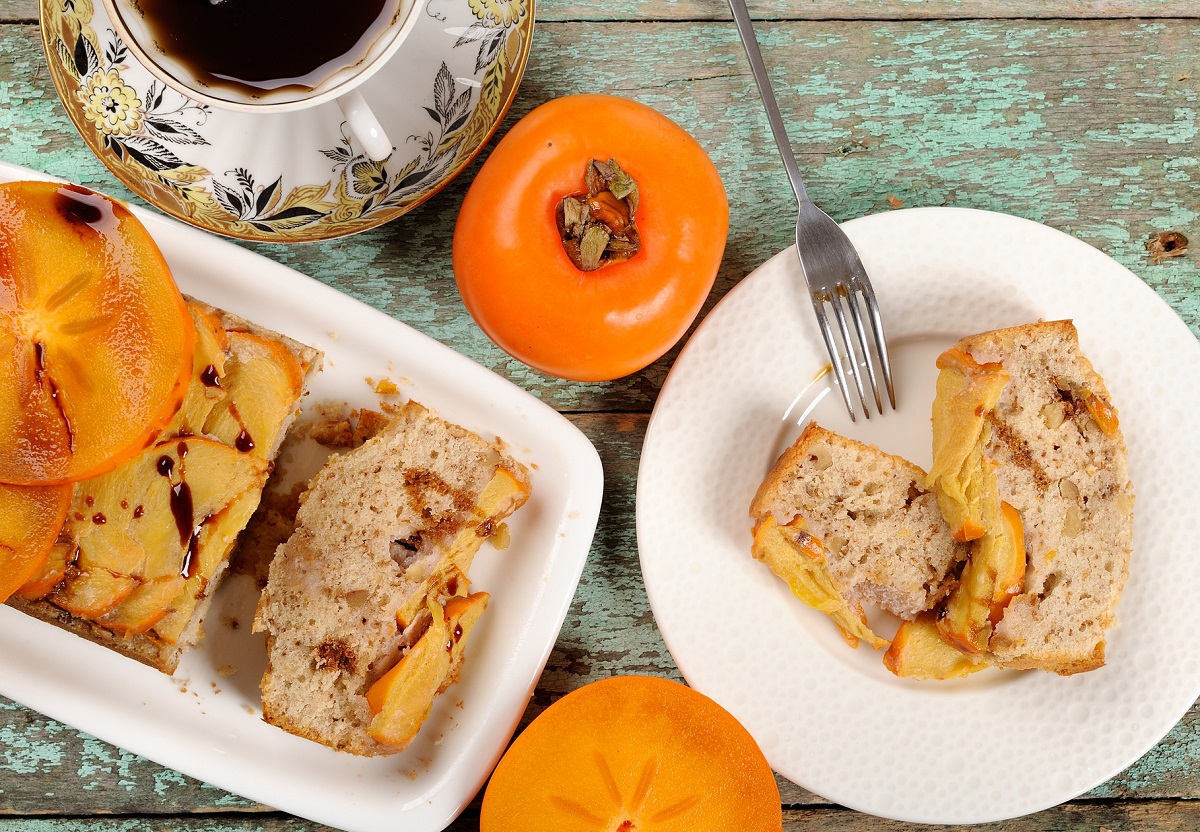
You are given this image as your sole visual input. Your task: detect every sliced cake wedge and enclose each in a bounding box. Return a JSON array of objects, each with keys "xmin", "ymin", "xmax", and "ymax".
[
  {"xmin": 750, "ymin": 422, "xmax": 968, "ymax": 649},
  {"xmin": 254, "ymin": 401, "xmax": 531, "ymax": 756},
  {"xmin": 7, "ymin": 298, "xmax": 321, "ymax": 673}
]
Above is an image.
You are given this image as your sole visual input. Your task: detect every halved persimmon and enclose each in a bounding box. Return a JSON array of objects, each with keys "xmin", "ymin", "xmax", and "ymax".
[
  {"xmin": 0, "ymin": 481, "xmax": 72, "ymax": 602},
  {"xmin": 0, "ymin": 181, "xmax": 194, "ymax": 485},
  {"xmin": 481, "ymin": 675, "xmax": 781, "ymax": 832}
]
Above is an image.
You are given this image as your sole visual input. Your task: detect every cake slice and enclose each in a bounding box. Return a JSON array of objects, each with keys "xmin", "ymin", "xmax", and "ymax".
[
  {"xmin": 6, "ymin": 299, "xmax": 320, "ymax": 673},
  {"xmin": 928, "ymin": 321, "xmax": 1133, "ymax": 674},
  {"xmin": 750, "ymin": 423, "xmax": 968, "ymax": 649},
  {"xmin": 254, "ymin": 401, "xmax": 531, "ymax": 756}
]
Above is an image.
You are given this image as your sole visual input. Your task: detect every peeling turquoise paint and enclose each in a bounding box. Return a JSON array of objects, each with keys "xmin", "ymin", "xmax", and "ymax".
[
  {"xmin": 1086, "ymin": 109, "xmax": 1197, "ymax": 146},
  {"xmin": 0, "ymin": 721, "xmax": 66, "ymax": 775},
  {"xmin": 150, "ymin": 768, "xmax": 189, "ymax": 797},
  {"xmin": 78, "ymin": 737, "xmax": 141, "ymax": 792}
]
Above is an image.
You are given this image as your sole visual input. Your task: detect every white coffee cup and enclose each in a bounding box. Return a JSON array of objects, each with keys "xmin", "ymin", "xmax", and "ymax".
[{"xmin": 100, "ymin": 0, "xmax": 420, "ymax": 161}]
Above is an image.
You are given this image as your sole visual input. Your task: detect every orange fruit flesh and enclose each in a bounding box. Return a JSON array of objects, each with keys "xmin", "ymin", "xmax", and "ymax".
[
  {"xmin": 481, "ymin": 676, "xmax": 781, "ymax": 832},
  {"xmin": 0, "ymin": 482, "xmax": 72, "ymax": 602},
  {"xmin": 0, "ymin": 181, "xmax": 193, "ymax": 485}
]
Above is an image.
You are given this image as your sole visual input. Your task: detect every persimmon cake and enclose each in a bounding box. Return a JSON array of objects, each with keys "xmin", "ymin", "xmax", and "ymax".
[
  {"xmin": 7, "ymin": 299, "xmax": 320, "ymax": 672},
  {"xmin": 749, "ymin": 422, "xmax": 967, "ymax": 650},
  {"xmin": 923, "ymin": 321, "xmax": 1133, "ymax": 675},
  {"xmin": 0, "ymin": 180, "xmax": 320, "ymax": 674},
  {"xmin": 254, "ymin": 401, "xmax": 531, "ymax": 755},
  {"xmin": 751, "ymin": 322, "xmax": 1133, "ymax": 680}
]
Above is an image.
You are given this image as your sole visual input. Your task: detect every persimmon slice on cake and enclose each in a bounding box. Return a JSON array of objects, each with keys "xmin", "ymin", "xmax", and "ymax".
[{"xmin": 0, "ymin": 181, "xmax": 194, "ymax": 485}]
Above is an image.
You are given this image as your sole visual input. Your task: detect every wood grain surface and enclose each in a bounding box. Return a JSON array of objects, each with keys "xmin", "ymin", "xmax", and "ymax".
[
  {"xmin": 7, "ymin": 0, "xmax": 1200, "ymax": 23},
  {"xmin": 1, "ymin": 3, "xmax": 1198, "ymax": 831}
]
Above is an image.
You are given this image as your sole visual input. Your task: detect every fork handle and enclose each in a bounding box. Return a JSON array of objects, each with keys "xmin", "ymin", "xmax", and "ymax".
[{"xmin": 727, "ymin": 0, "xmax": 811, "ymax": 207}]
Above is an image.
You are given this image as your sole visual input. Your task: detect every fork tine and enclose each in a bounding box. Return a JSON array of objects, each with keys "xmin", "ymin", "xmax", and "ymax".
[
  {"xmin": 843, "ymin": 282, "xmax": 884, "ymax": 414},
  {"xmin": 829, "ymin": 287, "xmax": 872, "ymax": 419},
  {"xmin": 854, "ymin": 276, "xmax": 897, "ymax": 410},
  {"xmin": 811, "ymin": 297, "xmax": 857, "ymax": 422}
]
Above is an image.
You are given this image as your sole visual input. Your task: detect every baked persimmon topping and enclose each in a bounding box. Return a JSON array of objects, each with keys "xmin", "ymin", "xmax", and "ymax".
[
  {"xmin": 0, "ymin": 482, "xmax": 73, "ymax": 603},
  {"xmin": 927, "ymin": 345, "xmax": 1010, "ymax": 542},
  {"xmin": 0, "ymin": 181, "xmax": 194, "ymax": 485}
]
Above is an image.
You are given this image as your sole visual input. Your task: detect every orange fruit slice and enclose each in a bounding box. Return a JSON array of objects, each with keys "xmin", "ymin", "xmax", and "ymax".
[
  {"xmin": 0, "ymin": 181, "xmax": 194, "ymax": 485},
  {"xmin": 0, "ymin": 481, "xmax": 72, "ymax": 603},
  {"xmin": 481, "ymin": 675, "xmax": 781, "ymax": 832}
]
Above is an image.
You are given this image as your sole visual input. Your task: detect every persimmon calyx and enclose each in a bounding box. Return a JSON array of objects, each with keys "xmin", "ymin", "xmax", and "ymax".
[{"xmin": 556, "ymin": 158, "xmax": 642, "ymax": 271}]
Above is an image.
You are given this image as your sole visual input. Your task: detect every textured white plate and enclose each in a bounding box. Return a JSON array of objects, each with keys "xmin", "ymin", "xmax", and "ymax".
[
  {"xmin": 637, "ymin": 207, "xmax": 1200, "ymax": 825},
  {"xmin": 0, "ymin": 161, "xmax": 603, "ymax": 832}
]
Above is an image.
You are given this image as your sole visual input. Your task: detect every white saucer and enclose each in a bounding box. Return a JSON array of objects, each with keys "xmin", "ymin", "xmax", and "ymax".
[
  {"xmin": 40, "ymin": 0, "xmax": 534, "ymax": 241},
  {"xmin": 637, "ymin": 207, "xmax": 1200, "ymax": 824}
]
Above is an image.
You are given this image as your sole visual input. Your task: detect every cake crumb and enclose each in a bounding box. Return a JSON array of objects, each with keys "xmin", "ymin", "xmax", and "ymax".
[
  {"xmin": 374, "ymin": 377, "xmax": 400, "ymax": 396},
  {"xmin": 311, "ymin": 417, "xmax": 354, "ymax": 448},
  {"xmin": 353, "ymin": 409, "xmax": 389, "ymax": 444}
]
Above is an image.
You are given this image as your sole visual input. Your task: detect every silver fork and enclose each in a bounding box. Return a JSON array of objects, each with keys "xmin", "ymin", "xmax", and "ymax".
[{"xmin": 727, "ymin": 0, "xmax": 895, "ymax": 420}]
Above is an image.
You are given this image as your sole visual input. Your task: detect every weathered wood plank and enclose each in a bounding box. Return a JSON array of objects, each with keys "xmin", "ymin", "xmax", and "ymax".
[
  {"xmin": 6, "ymin": 0, "xmax": 1200, "ymax": 24},
  {"xmin": 4, "ymin": 798, "xmax": 1200, "ymax": 831},
  {"xmin": 781, "ymin": 799, "xmax": 1200, "ymax": 830},
  {"xmin": 2, "ymin": 18, "xmax": 1195, "ymax": 412},
  {"xmin": 554, "ymin": 0, "xmax": 1200, "ymax": 22}
]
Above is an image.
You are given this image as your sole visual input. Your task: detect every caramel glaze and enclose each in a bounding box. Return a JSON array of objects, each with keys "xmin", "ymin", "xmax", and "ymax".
[
  {"xmin": 200, "ymin": 364, "xmax": 222, "ymax": 388},
  {"xmin": 180, "ymin": 517, "xmax": 212, "ymax": 580},
  {"xmin": 158, "ymin": 440, "xmax": 201, "ymax": 577},
  {"xmin": 226, "ymin": 401, "xmax": 256, "ymax": 453},
  {"xmin": 54, "ymin": 185, "xmax": 119, "ymax": 236}
]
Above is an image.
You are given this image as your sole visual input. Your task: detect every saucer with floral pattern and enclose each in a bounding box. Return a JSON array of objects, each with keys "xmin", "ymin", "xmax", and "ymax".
[{"xmin": 40, "ymin": 0, "xmax": 533, "ymax": 241}]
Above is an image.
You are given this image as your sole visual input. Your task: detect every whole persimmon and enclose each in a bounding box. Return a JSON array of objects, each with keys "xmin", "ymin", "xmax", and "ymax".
[
  {"xmin": 480, "ymin": 675, "xmax": 781, "ymax": 832},
  {"xmin": 0, "ymin": 181, "xmax": 194, "ymax": 484},
  {"xmin": 0, "ymin": 482, "xmax": 72, "ymax": 603},
  {"xmin": 453, "ymin": 95, "xmax": 728, "ymax": 381}
]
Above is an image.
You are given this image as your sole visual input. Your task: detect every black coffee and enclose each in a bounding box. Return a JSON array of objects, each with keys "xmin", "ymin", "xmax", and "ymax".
[{"xmin": 133, "ymin": 0, "xmax": 395, "ymax": 97}]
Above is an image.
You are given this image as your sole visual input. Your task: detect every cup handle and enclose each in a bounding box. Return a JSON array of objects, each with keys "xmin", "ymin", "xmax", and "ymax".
[{"xmin": 337, "ymin": 90, "xmax": 392, "ymax": 161}]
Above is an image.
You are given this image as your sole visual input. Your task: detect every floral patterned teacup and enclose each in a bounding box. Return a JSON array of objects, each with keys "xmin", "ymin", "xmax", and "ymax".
[{"xmin": 99, "ymin": 0, "xmax": 423, "ymax": 160}]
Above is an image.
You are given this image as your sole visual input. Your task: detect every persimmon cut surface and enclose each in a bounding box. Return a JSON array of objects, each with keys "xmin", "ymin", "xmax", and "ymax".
[
  {"xmin": 0, "ymin": 482, "xmax": 72, "ymax": 602},
  {"xmin": 481, "ymin": 676, "xmax": 781, "ymax": 832},
  {"xmin": 0, "ymin": 181, "xmax": 194, "ymax": 485}
]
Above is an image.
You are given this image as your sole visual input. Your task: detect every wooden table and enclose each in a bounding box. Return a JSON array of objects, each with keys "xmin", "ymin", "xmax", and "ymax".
[{"xmin": 2, "ymin": 0, "xmax": 1199, "ymax": 829}]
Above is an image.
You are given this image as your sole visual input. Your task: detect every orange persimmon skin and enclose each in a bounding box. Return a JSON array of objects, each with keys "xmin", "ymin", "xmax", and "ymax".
[
  {"xmin": 453, "ymin": 95, "xmax": 728, "ymax": 382},
  {"xmin": 0, "ymin": 482, "xmax": 72, "ymax": 603},
  {"xmin": 0, "ymin": 181, "xmax": 194, "ymax": 484},
  {"xmin": 480, "ymin": 675, "xmax": 781, "ymax": 832}
]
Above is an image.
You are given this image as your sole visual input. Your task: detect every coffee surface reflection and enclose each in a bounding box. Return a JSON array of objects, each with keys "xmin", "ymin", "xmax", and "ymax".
[{"xmin": 134, "ymin": 0, "xmax": 395, "ymax": 97}]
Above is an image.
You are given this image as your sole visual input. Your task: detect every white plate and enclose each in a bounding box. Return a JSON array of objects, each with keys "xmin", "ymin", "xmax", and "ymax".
[
  {"xmin": 0, "ymin": 161, "xmax": 603, "ymax": 832},
  {"xmin": 636, "ymin": 207, "xmax": 1200, "ymax": 824}
]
